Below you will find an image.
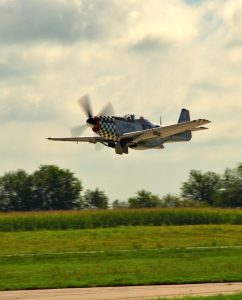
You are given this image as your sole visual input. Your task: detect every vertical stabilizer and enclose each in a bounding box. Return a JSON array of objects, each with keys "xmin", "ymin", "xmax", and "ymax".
[
  {"xmin": 178, "ymin": 108, "xmax": 190, "ymax": 123},
  {"xmin": 177, "ymin": 108, "xmax": 191, "ymax": 141}
]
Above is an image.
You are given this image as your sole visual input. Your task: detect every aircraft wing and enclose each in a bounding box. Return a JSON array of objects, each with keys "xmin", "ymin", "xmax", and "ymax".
[
  {"xmin": 121, "ymin": 119, "xmax": 211, "ymax": 143},
  {"xmin": 47, "ymin": 136, "xmax": 112, "ymax": 144}
]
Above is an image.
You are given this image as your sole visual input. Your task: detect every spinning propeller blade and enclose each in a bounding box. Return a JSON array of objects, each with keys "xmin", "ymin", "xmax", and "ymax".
[
  {"xmin": 77, "ymin": 94, "xmax": 93, "ymax": 118},
  {"xmin": 71, "ymin": 94, "xmax": 115, "ymax": 136},
  {"xmin": 70, "ymin": 124, "xmax": 86, "ymax": 137},
  {"xmin": 98, "ymin": 102, "xmax": 115, "ymax": 116}
]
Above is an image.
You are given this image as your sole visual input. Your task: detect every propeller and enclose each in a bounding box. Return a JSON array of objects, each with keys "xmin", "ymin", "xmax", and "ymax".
[
  {"xmin": 99, "ymin": 102, "xmax": 115, "ymax": 117},
  {"xmin": 70, "ymin": 124, "xmax": 87, "ymax": 137},
  {"xmin": 77, "ymin": 94, "xmax": 93, "ymax": 119},
  {"xmin": 70, "ymin": 94, "xmax": 115, "ymax": 137}
]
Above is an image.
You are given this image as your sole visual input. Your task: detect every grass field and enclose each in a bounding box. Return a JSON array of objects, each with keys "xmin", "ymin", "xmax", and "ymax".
[
  {"xmin": 0, "ymin": 223, "xmax": 242, "ymax": 291},
  {"xmin": 0, "ymin": 225, "xmax": 241, "ymax": 255},
  {"xmin": 0, "ymin": 209, "xmax": 241, "ymax": 291},
  {"xmin": 0, "ymin": 248, "xmax": 242, "ymax": 290},
  {"xmin": 0, "ymin": 208, "xmax": 241, "ymax": 231}
]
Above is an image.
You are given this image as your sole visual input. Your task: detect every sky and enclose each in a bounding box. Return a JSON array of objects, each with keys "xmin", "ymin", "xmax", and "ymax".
[{"xmin": 1, "ymin": 0, "xmax": 242, "ymax": 203}]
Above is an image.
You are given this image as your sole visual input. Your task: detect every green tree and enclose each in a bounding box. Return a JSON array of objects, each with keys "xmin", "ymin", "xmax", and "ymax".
[
  {"xmin": 160, "ymin": 194, "xmax": 181, "ymax": 207},
  {"xmin": 216, "ymin": 163, "xmax": 242, "ymax": 207},
  {"xmin": 31, "ymin": 165, "xmax": 82, "ymax": 210},
  {"xmin": 112, "ymin": 199, "xmax": 128, "ymax": 209},
  {"xmin": 161, "ymin": 194, "xmax": 206, "ymax": 207},
  {"xmin": 181, "ymin": 170, "xmax": 221, "ymax": 205},
  {"xmin": 0, "ymin": 170, "xmax": 33, "ymax": 211},
  {"xmin": 83, "ymin": 188, "xmax": 109, "ymax": 209},
  {"xmin": 128, "ymin": 190, "xmax": 161, "ymax": 208}
]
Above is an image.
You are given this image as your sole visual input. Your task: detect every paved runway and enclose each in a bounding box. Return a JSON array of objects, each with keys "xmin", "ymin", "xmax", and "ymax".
[{"xmin": 0, "ymin": 282, "xmax": 241, "ymax": 300}]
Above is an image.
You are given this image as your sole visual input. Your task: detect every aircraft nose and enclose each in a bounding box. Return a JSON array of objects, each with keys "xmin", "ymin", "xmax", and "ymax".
[{"xmin": 86, "ymin": 117, "xmax": 99, "ymax": 130}]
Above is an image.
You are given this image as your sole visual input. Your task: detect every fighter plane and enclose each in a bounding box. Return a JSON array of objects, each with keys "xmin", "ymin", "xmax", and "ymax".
[{"xmin": 48, "ymin": 95, "xmax": 211, "ymax": 155}]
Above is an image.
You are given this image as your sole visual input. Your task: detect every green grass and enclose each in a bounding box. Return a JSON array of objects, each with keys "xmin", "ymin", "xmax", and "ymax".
[
  {"xmin": 154, "ymin": 293, "xmax": 242, "ymax": 300},
  {"xmin": 0, "ymin": 225, "xmax": 241, "ymax": 255},
  {"xmin": 0, "ymin": 208, "xmax": 241, "ymax": 231},
  {"xmin": 0, "ymin": 248, "xmax": 241, "ymax": 290},
  {"xmin": 0, "ymin": 220, "xmax": 241, "ymax": 291}
]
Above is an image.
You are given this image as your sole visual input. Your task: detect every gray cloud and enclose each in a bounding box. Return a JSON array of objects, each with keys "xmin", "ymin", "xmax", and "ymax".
[
  {"xmin": 0, "ymin": 1, "xmax": 79, "ymax": 43},
  {"xmin": 0, "ymin": 0, "xmax": 128, "ymax": 44},
  {"xmin": 0, "ymin": 59, "xmax": 23, "ymax": 79},
  {"xmin": 130, "ymin": 35, "xmax": 171, "ymax": 52},
  {"xmin": 0, "ymin": 50, "xmax": 35, "ymax": 80},
  {"xmin": 0, "ymin": 95, "xmax": 57, "ymax": 123}
]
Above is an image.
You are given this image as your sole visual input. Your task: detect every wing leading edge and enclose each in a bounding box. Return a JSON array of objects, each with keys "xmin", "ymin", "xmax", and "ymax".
[{"xmin": 47, "ymin": 136, "xmax": 112, "ymax": 144}]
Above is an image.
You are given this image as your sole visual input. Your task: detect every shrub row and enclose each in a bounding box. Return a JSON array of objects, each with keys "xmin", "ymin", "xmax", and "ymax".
[{"xmin": 0, "ymin": 208, "xmax": 241, "ymax": 231}]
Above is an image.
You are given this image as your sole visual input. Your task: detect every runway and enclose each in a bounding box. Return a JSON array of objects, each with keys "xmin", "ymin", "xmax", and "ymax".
[{"xmin": 0, "ymin": 282, "xmax": 241, "ymax": 300}]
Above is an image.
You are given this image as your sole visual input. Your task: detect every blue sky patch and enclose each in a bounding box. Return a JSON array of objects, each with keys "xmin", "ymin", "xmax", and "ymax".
[{"xmin": 184, "ymin": 0, "xmax": 204, "ymax": 5}]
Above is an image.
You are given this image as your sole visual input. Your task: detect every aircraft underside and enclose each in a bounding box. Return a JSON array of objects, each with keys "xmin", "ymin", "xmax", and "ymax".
[{"xmin": 104, "ymin": 132, "xmax": 192, "ymax": 155}]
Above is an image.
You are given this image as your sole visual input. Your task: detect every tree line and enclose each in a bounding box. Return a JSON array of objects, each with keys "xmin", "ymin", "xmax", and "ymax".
[
  {"xmin": 0, "ymin": 163, "xmax": 241, "ymax": 211},
  {"xmin": 0, "ymin": 165, "xmax": 108, "ymax": 211}
]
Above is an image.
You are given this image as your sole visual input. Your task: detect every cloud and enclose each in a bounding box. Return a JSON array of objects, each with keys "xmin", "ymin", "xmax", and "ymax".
[
  {"xmin": 0, "ymin": 90, "xmax": 55, "ymax": 123},
  {"xmin": 129, "ymin": 35, "xmax": 172, "ymax": 52},
  {"xmin": 0, "ymin": 0, "xmax": 133, "ymax": 45},
  {"xmin": 1, "ymin": 0, "xmax": 242, "ymax": 200},
  {"xmin": 121, "ymin": 0, "xmax": 200, "ymax": 49},
  {"xmin": 0, "ymin": 0, "xmax": 78, "ymax": 43}
]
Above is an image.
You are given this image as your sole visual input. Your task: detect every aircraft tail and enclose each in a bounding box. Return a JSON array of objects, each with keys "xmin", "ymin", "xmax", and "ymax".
[
  {"xmin": 177, "ymin": 108, "xmax": 192, "ymax": 141},
  {"xmin": 178, "ymin": 108, "xmax": 190, "ymax": 123}
]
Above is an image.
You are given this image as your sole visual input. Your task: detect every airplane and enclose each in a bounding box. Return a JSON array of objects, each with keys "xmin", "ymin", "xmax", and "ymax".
[{"xmin": 48, "ymin": 95, "xmax": 211, "ymax": 155}]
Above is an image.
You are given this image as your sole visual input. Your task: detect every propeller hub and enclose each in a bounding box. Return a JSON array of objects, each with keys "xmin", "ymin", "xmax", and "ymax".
[
  {"xmin": 75, "ymin": 94, "xmax": 114, "ymax": 135},
  {"xmin": 86, "ymin": 116, "xmax": 100, "ymax": 132}
]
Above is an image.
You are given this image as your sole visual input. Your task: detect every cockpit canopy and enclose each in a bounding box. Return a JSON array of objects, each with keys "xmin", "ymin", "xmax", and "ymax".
[
  {"xmin": 123, "ymin": 114, "xmax": 144, "ymax": 121},
  {"xmin": 123, "ymin": 114, "xmax": 155, "ymax": 127}
]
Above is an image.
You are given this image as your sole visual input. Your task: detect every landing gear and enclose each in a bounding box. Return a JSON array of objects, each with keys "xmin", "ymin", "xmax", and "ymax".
[{"xmin": 115, "ymin": 142, "xmax": 129, "ymax": 155}]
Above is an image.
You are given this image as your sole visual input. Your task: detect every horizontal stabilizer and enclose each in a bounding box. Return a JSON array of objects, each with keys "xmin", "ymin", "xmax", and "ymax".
[{"xmin": 191, "ymin": 127, "xmax": 208, "ymax": 131}]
